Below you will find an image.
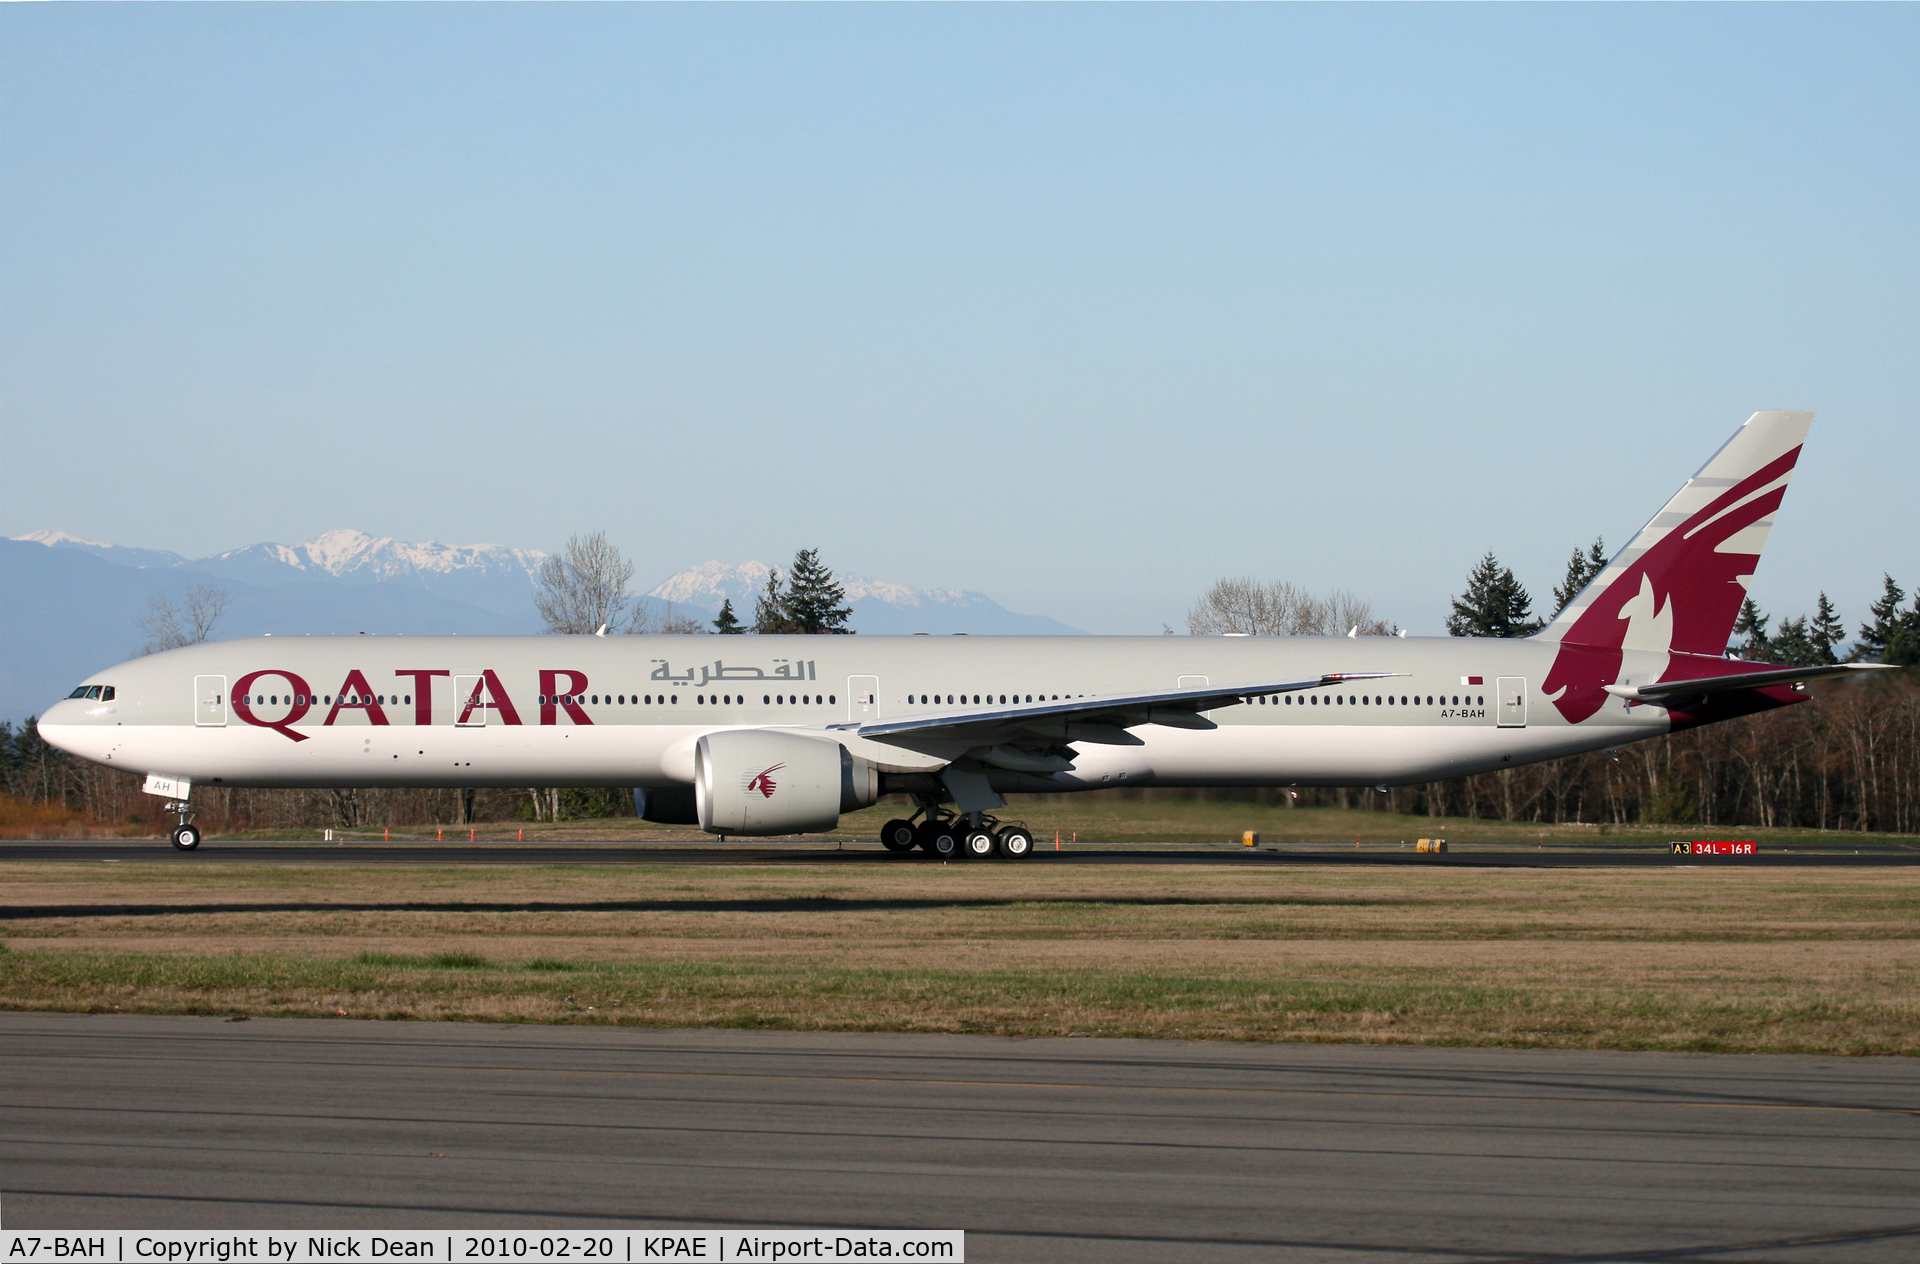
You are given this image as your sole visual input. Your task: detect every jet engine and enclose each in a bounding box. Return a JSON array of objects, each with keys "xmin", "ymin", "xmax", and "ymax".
[{"xmin": 695, "ymin": 730, "xmax": 879, "ymax": 836}]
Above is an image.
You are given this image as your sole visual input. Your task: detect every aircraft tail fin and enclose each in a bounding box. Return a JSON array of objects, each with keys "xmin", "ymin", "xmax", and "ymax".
[{"xmin": 1536, "ymin": 410, "xmax": 1813, "ymax": 657}]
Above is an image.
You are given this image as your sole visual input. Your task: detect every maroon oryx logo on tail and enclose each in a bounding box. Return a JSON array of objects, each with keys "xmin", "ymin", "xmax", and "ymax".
[{"xmin": 745, "ymin": 763, "xmax": 785, "ymax": 798}]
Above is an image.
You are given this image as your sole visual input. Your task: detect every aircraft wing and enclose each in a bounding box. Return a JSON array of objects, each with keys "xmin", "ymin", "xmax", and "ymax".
[
  {"xmin": 829, "ymin": 673, "xmax": 1404, "ymax": 752},
  {"xmin": 1605, "ymin": 662, "xmax": 1894, "ymax": 704}
]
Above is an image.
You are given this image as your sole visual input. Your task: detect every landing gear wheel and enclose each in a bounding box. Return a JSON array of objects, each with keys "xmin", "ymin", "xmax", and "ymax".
[
  {"xmin": 170, "ymin": 824, "xmax": 201, "ymax": 851},
  {"xmin": 997, "ymin": 828, "xmax": 1033, "ymax": 859},
  {"xmin": 963, "ymin": 829, "xmax": 996, "ymax": 860},
  {"xmin": 919, "ymin": 820, "xmax": 961, "ymax": 859},
  {"xmin": 879, "ymin": 818, "xmax": 918, "ymax": 852}
]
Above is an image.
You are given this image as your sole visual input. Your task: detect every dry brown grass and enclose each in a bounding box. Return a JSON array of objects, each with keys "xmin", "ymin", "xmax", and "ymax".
[
  {"xmin": 1, "ymin": 860, "xmax": 1916, "ymax": 1053},
  {"xmin": 0, "ymin": 794, "xmax": 149, "ymax": 839}
]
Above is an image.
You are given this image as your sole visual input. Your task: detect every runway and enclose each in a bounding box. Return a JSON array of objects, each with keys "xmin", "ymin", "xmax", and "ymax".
[
  {"xmin": 2, "ymin": 1015, "xmax": 1917, "ymax": 1262},
  {"xmin": 5, "ymin": 840, "xmax": 1918, "ymax": 867}
]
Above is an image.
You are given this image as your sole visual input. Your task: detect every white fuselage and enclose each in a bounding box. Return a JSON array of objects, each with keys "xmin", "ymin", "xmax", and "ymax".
[{"xmin": 40, "ymin": 633, "xmax": 1673, "ymax": 793}]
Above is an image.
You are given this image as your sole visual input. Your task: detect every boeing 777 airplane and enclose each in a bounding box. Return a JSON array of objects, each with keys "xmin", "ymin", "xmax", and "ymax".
[{"xmin": 41, "ymin": 411, "xmax": 1885, "ymax": 855}]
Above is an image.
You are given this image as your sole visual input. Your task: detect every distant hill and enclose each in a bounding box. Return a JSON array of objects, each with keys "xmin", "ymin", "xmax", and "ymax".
[{"xmin": 3, "ymin": 533, "xmax": 1081, "ymax": 720}]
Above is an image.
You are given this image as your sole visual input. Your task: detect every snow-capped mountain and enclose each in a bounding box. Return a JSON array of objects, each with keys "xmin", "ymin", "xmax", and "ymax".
[
  {"xmin": 12, "ymin": 529, "xmax": 191, "ymax": 571},
  {"xmin": 11, "ymin": 528, "xmax": 548, "ymax": 619},
  {"xmin": 647, "ymin": 561, "xmax": 1081, "ymax": 636},
  {"xmin": 187, "ymin": 529, "xmax": 548, "ymax": 618}
]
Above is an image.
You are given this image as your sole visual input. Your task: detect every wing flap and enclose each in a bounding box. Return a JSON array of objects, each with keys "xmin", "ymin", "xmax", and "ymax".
[{"xmin": 832, "ymin": 672, "xmax": 1403, "ymax": 748}]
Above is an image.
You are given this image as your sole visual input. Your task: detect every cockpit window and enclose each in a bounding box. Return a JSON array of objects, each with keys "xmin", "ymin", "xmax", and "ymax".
[
  {"xmin": 68, "ymin": 685, "xmax": 113, "ymax": 701},
  {"xmin": 69, "ymin": 686, "xmax": 90, "ymax": 699}
]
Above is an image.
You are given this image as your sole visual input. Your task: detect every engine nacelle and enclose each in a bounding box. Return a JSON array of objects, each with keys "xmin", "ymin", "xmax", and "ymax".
[{"xmin": 695, "ymin": 730, "xmax": 878, "ymax": 836}]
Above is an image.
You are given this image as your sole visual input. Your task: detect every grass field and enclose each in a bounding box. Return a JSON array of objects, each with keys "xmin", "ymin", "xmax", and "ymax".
[{"xmin": 2, "ymin": 850, "xmax": 1916, "ymax": 1054}]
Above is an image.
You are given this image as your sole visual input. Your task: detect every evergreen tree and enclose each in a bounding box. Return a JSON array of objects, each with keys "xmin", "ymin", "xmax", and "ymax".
[
  {"xmin": 1446, "ymin": 553, "xmax": 1543, "ymax": 638},
  {"xmin": 1733, "ymin": 597, "xmax": 1772, "ymax": 660},
  {"xmin": 1551, "ymin": 537, "xmax": 1607, "ymax": 618},
  {"xmin": 1809, "ymin": 593, "xmax": 1845, "ymax": 665},
  {"xmin": 1769, "ymin": 615, "xmax": 1819, "ymax": 667},
  {"xmin": 752, "ymin": 569, "xmax": 792, "ymax": 635},
  {"xmin": 1857, "ymin": 575, "xmax": 1920, "ymax": 666},
  {"xmin": 711, "ymin": 597, "xmax": 743, "ymax": 635},
  {"xmin": 782, "ymin": 548, "xmax": 854, "ymax": 634}
]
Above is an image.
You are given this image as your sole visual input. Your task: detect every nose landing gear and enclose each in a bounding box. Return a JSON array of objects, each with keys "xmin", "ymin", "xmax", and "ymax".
[{"xmin": 165, "ymin": 800, "xmax": 201, "ymax": 851}]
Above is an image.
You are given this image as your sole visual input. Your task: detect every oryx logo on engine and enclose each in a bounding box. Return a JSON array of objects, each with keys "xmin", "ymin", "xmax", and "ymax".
[{"xmin": 744, "ymin": 763, "xmax": 785, "ymax": 798}]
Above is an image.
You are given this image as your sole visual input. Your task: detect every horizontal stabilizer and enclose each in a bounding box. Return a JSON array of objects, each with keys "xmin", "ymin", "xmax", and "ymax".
[{"xmin": 1605, "ymin": 662, "xmax": 1893, "ymax": 705}]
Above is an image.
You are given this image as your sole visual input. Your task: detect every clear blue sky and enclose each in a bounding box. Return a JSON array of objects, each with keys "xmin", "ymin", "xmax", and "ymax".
[{"xmin": 4, "ymin": 5, "xmax": 1915, "ymax": 635}]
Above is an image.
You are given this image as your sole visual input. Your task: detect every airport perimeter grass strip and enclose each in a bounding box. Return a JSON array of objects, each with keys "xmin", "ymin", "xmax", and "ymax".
[
  {"xmin": 3, "ymin": 861, "xmax": 1915, "ymax": 1054},
  {"xmin": 1, "ymin": 946, "xmax": 1915, "ymax": 1056}
]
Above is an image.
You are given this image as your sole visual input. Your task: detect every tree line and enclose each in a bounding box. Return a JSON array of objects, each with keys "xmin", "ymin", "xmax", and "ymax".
[{"xmin": 1196, "ymin": 542, "xmax": 1920, "ymax": 832}]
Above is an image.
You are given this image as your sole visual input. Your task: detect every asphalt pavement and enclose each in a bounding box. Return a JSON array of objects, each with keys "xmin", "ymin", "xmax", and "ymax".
[{"xmin": 2, "ymin": 1014, "xmax": 1917, "ymax": 1262}]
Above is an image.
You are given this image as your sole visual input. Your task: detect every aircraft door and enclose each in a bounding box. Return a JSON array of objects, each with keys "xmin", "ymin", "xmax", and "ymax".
[
  {"xmin": 194, "ymin": 675, "xmax": 227, "ymax": 726},
  {"xmin": 454, "ymin": 675, "xmax": 488, "ymax": 727},
  {"xmin": 1497, "ymin": 677, "xmax": 1527, "ymax": 728},
  {"xmin": 848, "ymin": 675, "xmax": 879, "ymax": 724}
]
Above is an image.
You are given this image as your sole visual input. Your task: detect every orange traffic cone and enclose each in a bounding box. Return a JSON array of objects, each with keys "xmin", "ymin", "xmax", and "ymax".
[
  {"xmin": 1054, "ymin": 830, "xmax": 1061, "ymax": 851},
  {"xmin": 436, "ymin": 827, "xmax": 443, "ymax": 842}
]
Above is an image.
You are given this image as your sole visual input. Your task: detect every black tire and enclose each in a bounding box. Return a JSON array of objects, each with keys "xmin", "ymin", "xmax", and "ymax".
[
  {"xmin": 879, "ymin": 818, "xmax": 918, "ymax": 852},
  {"xmin": 997, "ymin": 828, "xmax": 1034, "ymax": 859},
  {"xmin": 171, "ymin": 824, "xmax": 201, "ymax": 851},
  {"xmin": 963, "ymin": 829, "xmax": 996, "ymax": 860},
  {"xmin": 919, "ymin": 821, "xmax": 960, "ymax": 858}
]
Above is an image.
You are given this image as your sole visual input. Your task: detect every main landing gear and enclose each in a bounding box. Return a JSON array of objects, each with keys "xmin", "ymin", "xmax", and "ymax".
[{"xmin": 878, "ymin": 809, "xmax": 1033, "ymax": 861}]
